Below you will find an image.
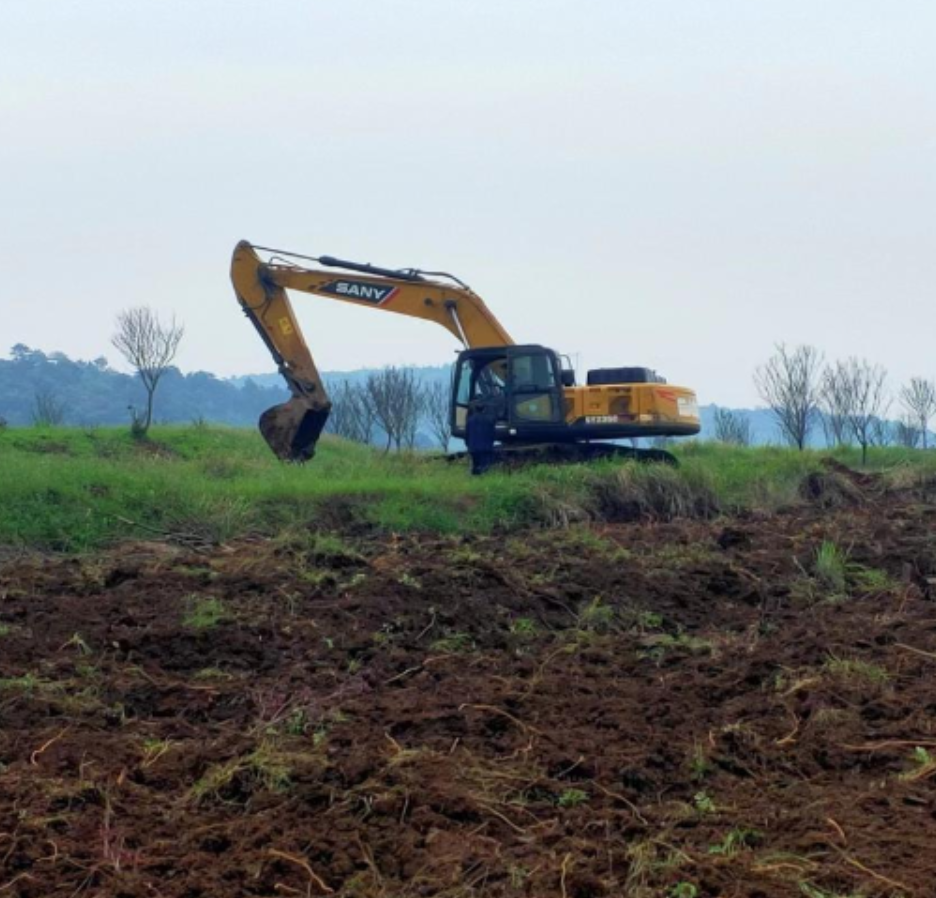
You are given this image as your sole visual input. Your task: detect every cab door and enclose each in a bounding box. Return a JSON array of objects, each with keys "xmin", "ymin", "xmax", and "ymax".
[
  {"xmin": 507, "ymin": 350, "xmax": 564, "ymax": 429},
  {"xmin": 451, "ymin": 351, "xmax": 509, "ymax": 437}
]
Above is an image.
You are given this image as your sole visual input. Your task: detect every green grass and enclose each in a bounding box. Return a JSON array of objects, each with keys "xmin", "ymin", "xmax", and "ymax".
[
  {"xmin": 823, "ymin": 654, "xmax": 890, "ymax": 686},
  {"xmin": 668, "ymin": 884, "xmax": 699, "ymax": 898},
  {"xmin": 182, "ymin": 596, "xmax": 230, "ymax": 630},
  {"xmin": 0, "ymin": 673, "xmax": 41, "ymax": 692},
  {"xmin": 707, "ymin": 827, "xmax": 762, "ymax": 856},
  {"xmin": 813, "ymin": 540, "xmax": 850, "ymax": 594},
  {"xmin": 677, "ymin": 440, "xmax": 936, "ymax": 507},
  {"xmin": 189, "ymin": 742, "xmax": 294, "ymax": 803},
  {"xmin": 429, "ymin": 631, "xmax": 475, "ymax": 653},
  {"xmin": 556, "ymin": 788, "xmax": 589, "ymax": 808},
  {"xmin": 2, "ymin": 425, "xmax": 935, "ymax": 551}
]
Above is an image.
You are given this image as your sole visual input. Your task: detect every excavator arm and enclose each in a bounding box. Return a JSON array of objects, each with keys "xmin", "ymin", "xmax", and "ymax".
[{"xmin": 230, "ymin": 240, "xmax": 513, "ymax": 460}]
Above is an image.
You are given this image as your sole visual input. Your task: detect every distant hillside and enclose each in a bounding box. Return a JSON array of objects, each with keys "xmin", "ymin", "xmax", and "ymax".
[
  {"xmin": 700, "ymin": 404, "xmax": 783, "ymax": 445},
  {"xmin": 0, "ymin": 349, "xmax": 457, "ymax": 449},
  {"xmin": 0, "ymin": 345, "xmax": 289, "ymax": 428},
  {"xmin": 229, "ymin": 365, "xmax": 453, "ymax": 392},
  {"xmin": 2, "ymin": 344, "xmax": 896, "ymax": 448}
]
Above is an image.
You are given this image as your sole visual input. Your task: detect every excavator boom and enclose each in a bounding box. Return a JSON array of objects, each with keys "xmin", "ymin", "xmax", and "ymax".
[{"xmin": 230, "ymin": 240, "xmax": 512, "ymax": 460}]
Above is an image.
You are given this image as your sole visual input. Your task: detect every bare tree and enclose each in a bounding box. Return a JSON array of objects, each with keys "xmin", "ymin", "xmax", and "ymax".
[
  {"xmin": 32, "ymin": 389, "xmax": 67, "ymax": 426},
  {"xmin": 895, "ymin": 415, "xmax": 922, "ymax": 449},
  {"xmin": 111, "ymin": 307, "xmax": 184, "ymax": 435},
  {"xmin": 422, "ymin": 380, "xmax": 452, "ymax": 451},
  {"xmin": 900, "ymin": 377, "xmax": 936, "ymax": 449},
  {"xmin": 350, "ymin": 380, "xmax": 378, "ymax": 444},
  {"xmin": 327, "ymin": 380, "xmax": 376, "ymax": 444},
  {"xmin": 834, "ymin": 358, "xmax": 889, "ymax": 465},
  {"xmin": 754, "ymin": 344, "xmax": 824, "ymax": 450},
  {"xmin": 712, "ymin": 407, "xmax": 752, "ymax": 446},
  {"xmin": 870, "ymin": 417, "xmax": 892, "ymax": 448},
  {"xmin": 366, "ymin": 366, "xmax": 423, "ymax": 451},
  {"xmin": 819, "ymin": 365, "xmax": 853, "ymax": 447}
]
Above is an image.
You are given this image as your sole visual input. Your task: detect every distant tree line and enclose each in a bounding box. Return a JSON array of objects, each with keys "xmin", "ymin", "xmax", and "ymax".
[
  {"xmin": 0, "ymin": 341, "xmax": 454, "ymax": 450},
  {"xmin": 324, "ymin": 367, "xmax": 452, "ymax": 451},
  {"xmin": 738, "ymin": 343, "xmax": 936, "ymax": 461},
  {"xmin": 711, "ymin": 407, "xmax": 753, "ymax": 447},
  {"xmin": 0, "ymin": 342, "xmax": 289, "ymax": 429},
  {"xmin": 10, "ymin": 311, "xmax": 930, "ymax": 464}
]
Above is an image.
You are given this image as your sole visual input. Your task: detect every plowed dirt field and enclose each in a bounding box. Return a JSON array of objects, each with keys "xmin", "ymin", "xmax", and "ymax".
[{"xmin": 2, "ymin": 481, "xmax": 936, "ymax": 897}]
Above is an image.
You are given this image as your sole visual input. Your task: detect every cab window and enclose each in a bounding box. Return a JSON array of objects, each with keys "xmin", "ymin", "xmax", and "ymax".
[
  {"xmin": 509, "ymin": 352, "xmax": 560, "ymax": 423},
  {"xmin": 511, "ymin": 353, "xmax": 558, "ymax": 392}
]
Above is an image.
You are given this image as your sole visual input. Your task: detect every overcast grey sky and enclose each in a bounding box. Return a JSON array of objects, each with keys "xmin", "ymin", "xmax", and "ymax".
[{"xmin": 2, "ymin": 1, "xmax": 934, "ymax": 406}]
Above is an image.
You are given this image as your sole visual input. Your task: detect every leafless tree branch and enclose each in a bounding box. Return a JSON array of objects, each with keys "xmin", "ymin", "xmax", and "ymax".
[
  {"xmin": 827, "ymin": 358, "xmax": 890, "ymax": 464},
  {"xmin": 712, "ymin": 407, "xmax": 752, "ymax": 446},
  {"xmin": 754, "ymin": 344, "xmax": 823, "ymax": 450},
  {"xmin": 31, "ymin": 389, "xmax": 67, "ymax": 427},
  {"xmin": 820, "ymin": 365, "xmax": 853, "ymax": 447},
  {"xmin": 422, "ymin": 380, "xmax": 452, "ymax": 452},
  {"xmin": 327, "ymin": 380, "xmax": 376, "ymax": 444},
  {"xmin": 366, "ymin": 366, "xmax": 422, "ymax": 451},
  {"xmin": 895, "ymin": 415, "xmax": 922, "ymax": 449},
  {"xmin": 111, "ymin": 307, "xmax": 184, "ymax": 435},
  {"xmin": 900, "ymin": 377, "xmax": 936, "ymax": 450}
]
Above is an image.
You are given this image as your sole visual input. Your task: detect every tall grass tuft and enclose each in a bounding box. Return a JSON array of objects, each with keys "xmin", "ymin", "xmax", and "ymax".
[
  {"xmin": 590, "ymin": 463, "xmax": 720, "ymax": 522},
  {"xmin": 813, "ymin": 541, "xmax": 850, "ymax": 593}
]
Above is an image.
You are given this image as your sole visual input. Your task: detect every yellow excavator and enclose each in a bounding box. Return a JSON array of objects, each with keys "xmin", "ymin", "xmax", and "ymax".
[{"xmin": 230, "ymin": 241, "xmax": 700, "ymax": 463}]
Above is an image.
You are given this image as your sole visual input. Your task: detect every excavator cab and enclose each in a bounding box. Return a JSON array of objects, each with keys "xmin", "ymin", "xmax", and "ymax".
[{"xmin": 451, "ymin": 345, "xmax": 567, "ymax": 443}]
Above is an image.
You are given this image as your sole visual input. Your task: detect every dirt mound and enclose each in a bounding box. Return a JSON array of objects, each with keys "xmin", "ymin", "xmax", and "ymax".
[
  {"xmin": 2, "ymin": 492, "xmax": 936, "ymax": 896},
  {"xmin": 799, "ymin": 457, "xmax": 884, "ymax": 508}
]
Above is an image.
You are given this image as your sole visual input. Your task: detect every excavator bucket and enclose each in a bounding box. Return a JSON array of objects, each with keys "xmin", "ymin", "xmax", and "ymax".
[{"xmin": 259, "ymin": 397, "xmax": 331, "ymax": 463}]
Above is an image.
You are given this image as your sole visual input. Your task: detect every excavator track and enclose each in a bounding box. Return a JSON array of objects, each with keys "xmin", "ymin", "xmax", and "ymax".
[{"xmin": 448, "ymin": 443, "xmax": 678, "ymax": 468}]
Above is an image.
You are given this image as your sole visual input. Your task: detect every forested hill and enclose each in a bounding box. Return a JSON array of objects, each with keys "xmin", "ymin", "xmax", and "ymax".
[
  {"xmin": 226, "ymin": 367, "xmax": 453, "ymax": 391},
  {"xmin": 0, "ymin": 347, "xmax": 457, "ymax": 430},
  {"xmin": 0, "ymin": 345, "xmax": 288, "ymax": 427}
]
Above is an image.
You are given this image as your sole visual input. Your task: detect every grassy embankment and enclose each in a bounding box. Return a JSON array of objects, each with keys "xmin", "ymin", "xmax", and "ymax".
[{"xmin": 1, "ymin": 425, "xmax": 933, "ymax": 551}]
